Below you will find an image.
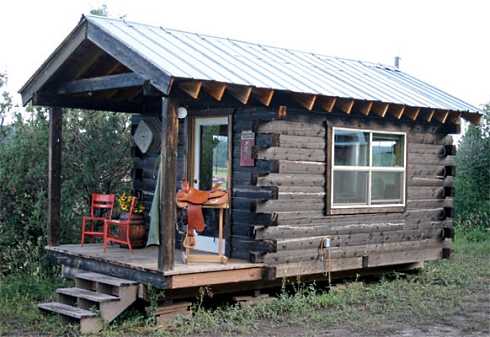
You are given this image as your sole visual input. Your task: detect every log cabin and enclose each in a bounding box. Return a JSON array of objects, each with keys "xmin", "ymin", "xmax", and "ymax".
[{"xmin": 19, "ymin": 14, "xmax": 481, "ymax": 332}]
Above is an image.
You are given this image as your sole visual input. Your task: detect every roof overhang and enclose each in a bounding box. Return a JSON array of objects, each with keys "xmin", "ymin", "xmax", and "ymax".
[{"xmin": 19, "ymin": 16, "xmax": 172, "ymax": 106}]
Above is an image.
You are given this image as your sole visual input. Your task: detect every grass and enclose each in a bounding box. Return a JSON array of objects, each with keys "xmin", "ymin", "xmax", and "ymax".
[{"xmin": 0, "ymin": 230, "xmax": 488, "ymax": 337}]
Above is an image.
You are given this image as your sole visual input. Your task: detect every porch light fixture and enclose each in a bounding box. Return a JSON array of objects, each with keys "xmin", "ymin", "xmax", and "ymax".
[{"xmin": 177, "ymin": 106, "xmax": 188, "ymax": 119}]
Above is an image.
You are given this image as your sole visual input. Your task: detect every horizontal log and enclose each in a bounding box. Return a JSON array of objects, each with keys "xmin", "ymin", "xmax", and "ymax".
[
  {"xmin": 407, "ymin": 164, "xmax": 446, "ymax": 178},
  {"xmin": 274, "ymin": 225, "xmax": 445, "ymax": 252},
  {"xmin": 257, "ymin": 173, "xmax": 325, "ymax": 187},
  {"xmin": 256, "ymin": 199, "xmax": 324, "ymax": 212},
  {"xmin": 256, "ymin": 209, "xmax": 445, "ymax": 239},
  {"xmin": 409, "ymin": 177, "xmax": 444, "ymax": 187},
  {"xmin": 258, "ymin": 120, "xmax": 325, "ymax": 137},
  {"xmin": 408, "ymin": 143, "xmax": 446, "ymax": 156},
  {"xmin": 278, "ymin": 192, "xmax": 325, "ymax": 200},
  {"xmin": 407, "ymin": 186, "xmax": 445, "ymax": 200},
  {"xmin": 57, "ymin": 72, "xmax": 145, "ymax": 94},
  {"xmin": 444, "ymin": 176, "xmax": 454, "ymax": 188},
  {"xmin": 407, "ymin": 199, "xmax": 444, "ymax": 209},
  {"xmin": 443, "ymin": 197, "xmax": 453, "ymax": 209},
  {"xmin": 273, "ymin": 246, "xmax": 442, "ymax": 278},
  {"xmin": 233, "ymin": 186, "xmax": 278, "ymax": 200},
  {"xmin": 255, "ymin": 133, "xmax": 325, "ymax": 150},
  {"xmin": 277, "ymin": 186, "xmax": 325, "ymax": 193},
  {"xmin": 265, "ymin": 239, "xmax": 443, "ymax": 264},
  {"xmin": 257, "ymin": 147, "xmax": 325, "ymax": 162}
]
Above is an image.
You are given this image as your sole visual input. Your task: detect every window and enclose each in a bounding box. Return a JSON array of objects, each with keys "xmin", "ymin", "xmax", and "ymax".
[{"xmin": 331, "ymin": 128, "xmax": 406, "ymax": 208}]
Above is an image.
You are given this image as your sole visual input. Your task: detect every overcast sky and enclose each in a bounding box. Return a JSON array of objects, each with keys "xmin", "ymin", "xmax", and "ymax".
[{"xmin": 1, "ymin": 0, "xmax": 488, "ymax": 109}]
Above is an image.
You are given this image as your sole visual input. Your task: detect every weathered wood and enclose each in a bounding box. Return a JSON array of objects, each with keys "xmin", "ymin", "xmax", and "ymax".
[
  {"xmin": 265, "ymin": 239, "xmax": 443, "ymax": 264},
  {"xmin": 409, "ymin": 177, "xmax": 444, "ymax": 187},
  {"xmin": 257, "ymin": 199, "xmax": 324, "ymax": 212},
  {"xmin": 257, "ymin": 173, "xmax": 325, "ymax": 187},
  {"xmin": 159, "ymin": 98, "xmax": 178, "ymax": 272},
  {"xmin": 233, "ymin": 186, "xmax": 278, "ymax": 200},
  {"xmin": 319, "ymin": 96, "xmax": 337, "ymax": 112},
  {"xmin": 293, "ymin": 94, "xmax": 317, "ymax": 111},
  {"xmin": 87, "ymin": 22, "xmax": 170, "ymax": 94},
  {"xmin": 20, "ymin": 24, "xmax": 88, "ymax": 105},
  {"xmin": 253, "ymin": 88, "xmax": 274, "ymax": 106},
  {"xmin": 57, "ymin": 72, "xmax": 146, "ymax": 94},
  {"xmin": 258, "ymin": 120, "xmax": 325, "ymax": 137},
  {"xmin": 256, "ymin": 209, "xmax": 445, "ymax": 239},
  {"xmin": 48, "ymin": 107, "xmax": 62, "ymax": 246},
  {"xmin": 228, "ymin": 85, "xmax": 252, "ymax": 104},
  {"xmin": 274, "ymin": 226, "xmax": 444, "ymax": 252},
  {"xmin": 335, "ymin": 98, "xmax": 355, "ymax": 114},
  {"xmin": 255, "ymin": 134, "xmax": 325, "ymax": 150},
  {"xmin": 257, "ymin": 147, "xmax": 325, "ymax": 161},
  {"xmin": 407, "ymin": 186, "xmax": 445, "ymax": 199},
  {"xmin": 178, "ymin": 81, "xmax": 202, "ymax": 99}
]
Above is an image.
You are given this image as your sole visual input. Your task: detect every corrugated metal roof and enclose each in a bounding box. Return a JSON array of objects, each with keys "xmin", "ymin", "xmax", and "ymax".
[{"xmin": 85, "ymin": 14, "xmax": 479, "ymax": 113}]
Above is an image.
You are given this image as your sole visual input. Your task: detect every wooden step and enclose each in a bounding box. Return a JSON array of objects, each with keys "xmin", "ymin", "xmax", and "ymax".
[
  {"xmin": 73, "ymin": 272, "xmax": 138, "ymax": 287},
  {"xmin": 38, "ymin": 302, "xmax": 96, "ymax": 319},
  {"xmin": 57, "ymin": 287, "xmax": 119, "ymax": 303}
]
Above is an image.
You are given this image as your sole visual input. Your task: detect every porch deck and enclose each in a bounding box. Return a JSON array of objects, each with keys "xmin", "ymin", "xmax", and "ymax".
[{"xmin": 47, "ymin": 244, "xmax": 265, "ymax": 289}]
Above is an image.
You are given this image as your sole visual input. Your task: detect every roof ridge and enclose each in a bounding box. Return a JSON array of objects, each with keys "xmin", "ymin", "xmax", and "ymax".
[{"xmin": 83, "ymin": 13, "xmax": 399, "ymax": 72}]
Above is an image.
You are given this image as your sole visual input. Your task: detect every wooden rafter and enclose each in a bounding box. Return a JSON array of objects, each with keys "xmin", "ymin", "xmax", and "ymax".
[
  {"xmin": 319, "ymin": 96, "xmax": 337, "ymax": 113},
  {"xmin": 372, "ymin": 102, "xmax": 390, "ymax": 117},
  {"xmin": 426, "ymin": 109, "xmax": 436, "ymax": 122},
  {"xmin": 253, "ymin": 88, "xmax": 274, "ymax": 106},
  {"xmin": 447, "ymin": 111, "xmax": 462, "ymax": 125},
  {"xmin": 389, "ymin": 105, "xmax": 405, "ymax": 119},
  {"xmin": 202, "ymin": 82, "xmax": 227, "ymax": 101},
  {"xmin": 178, "ymin": 81, "xmax": 202, "ymax": 99},
  {"xmin": 228, "ymin": 85, "xmax": 252, "ymax": 104},
  {"xmin": 336, "ymin": 98, "xmax": 355, "ymax": 114},
  {"xmin": 293, "ymin": 94, "xmax": 317, "ymax": 111},
  {"xmin": 406, "ymin": 107, "xmax": 421, "ymax": 121},
  {"xmin": 434, "ymin": 110, "xmax": 449, "ymax": 123},
  {"xmin": 359, "ymin": 101, "xmax": 373, "ymax": 116}
]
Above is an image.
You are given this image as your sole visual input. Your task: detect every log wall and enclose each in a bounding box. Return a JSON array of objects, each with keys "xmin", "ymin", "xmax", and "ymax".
[{"xmin": 234, "ymin": 107, "xmax": 455, "ymax": 278}]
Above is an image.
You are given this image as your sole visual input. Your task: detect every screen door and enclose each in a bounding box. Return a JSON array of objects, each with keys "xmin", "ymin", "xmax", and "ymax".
[{"xmin": 192, "ymin": 116, "xmax": 229, "ymax": 252}]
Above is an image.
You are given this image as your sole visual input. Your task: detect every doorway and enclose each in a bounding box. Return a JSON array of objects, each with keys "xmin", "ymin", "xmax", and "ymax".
[{"xmin": 191, "ymin": 116, "xmax": 229, "ymax": 253}]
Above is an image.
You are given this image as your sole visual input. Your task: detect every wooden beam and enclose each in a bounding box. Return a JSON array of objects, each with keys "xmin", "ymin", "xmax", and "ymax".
[
  {"xmin": 227, "ymin": 85, "xmax": 252, "ymax": 104},
  {"xmin": 32, "ymin": 92, "xmax": 141, "ymax": 113},
  {"xmin": 426, "ymin": 109, "xmax": 436, "ymax": 122},
  {"xmin": 319, "ymin": 97, "xmax": 337, "ymax": 113},
  {"xmin": 434, "ymin": 110, "xmax": 449, "ymax": 123},
  {"xmin": 447, "ymin": 111, "xmax": 462, "ymax": 125},
  {"xmin": 406, "ymin": 107, "xmax": 421, "ymax": 121},
  {"xmin": 389, "ymin": 105, "xmax": 405, "ymax": 119},
  {"xmin": 277, "ymin": 105, "xmax": 287, "ymax": 119},
  {"xmin": 48, "ymin": 107, "xmax": 62, "ymax": 246},
  {"xmin": 57, "ymin": 72, "xmax": 146, "ymax": 95},
  {"xmin": 359, "ymin": 101, "xmax": 373, "ymax": 116},
  {"xmin": 293, "ymin": 94, "xmax": 317, "ymax": 111},
  {"xmin": 159, "ymin": 98, "xmax": 178, "ymax": 272},
  {"xmin": 372, "ymin": 102, "xmax": 390, "ymax": 117},
  {"xmin": 253, "ymin": 88, "xmax": 274, "ymax": 106},
  {"xmin": 87, "ymin": 22, "xmax": 170, "ymax": 94},
  {"xmin": 335, "ymin": 98, "xmax": 355, "ymax": 114},
  {"xmin": 461, "ymin": 111, "xmax": 481, "ymax": 125},
  {"xmin": 178, "ymin": 81, "xmax": 202, "ymax": 99},
  {"xmin": 202, "ymin": 82, "xmax": 227, "ymax": 101}
]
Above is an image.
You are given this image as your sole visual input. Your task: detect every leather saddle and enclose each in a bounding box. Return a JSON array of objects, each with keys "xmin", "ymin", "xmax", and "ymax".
[{"xmin": 176, "ymin": 180, "xmax": 228, "ymax": 248}]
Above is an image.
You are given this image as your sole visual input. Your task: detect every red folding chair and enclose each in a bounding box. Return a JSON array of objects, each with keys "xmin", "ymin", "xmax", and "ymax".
[
  {"xmin": 103, "ymin": 196, "xmax": 136, "ymax": 252},
  {"xmin": 81, "ymin": 193, "xmax": 115, "ymax": 246}
]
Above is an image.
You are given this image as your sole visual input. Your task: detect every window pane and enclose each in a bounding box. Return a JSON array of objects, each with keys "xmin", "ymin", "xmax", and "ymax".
[
  {"xmin": 333, "ymin": 170, "xmax": 368, "ymax": 205},
  {"xmin": 371, "ymin": 171, "xmax": 403, "ymax": 204},
  {"xmin": 334, "ymin": 130, "xmax": 369, "ymax": 166},
  {"xmin": 372, "ymin": 133, "xmax": 404, "ymax": 167}
]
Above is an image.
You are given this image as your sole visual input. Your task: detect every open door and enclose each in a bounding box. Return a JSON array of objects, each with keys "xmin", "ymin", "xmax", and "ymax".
[{"xmin": 191, "ymin": 116, "xmax": 229, "ymax": 253}]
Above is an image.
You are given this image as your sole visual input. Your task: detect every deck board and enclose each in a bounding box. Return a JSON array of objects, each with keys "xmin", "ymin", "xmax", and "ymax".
[{"xmin": 47, "ymin": 244, "xmax": 262, "ymax": 276}]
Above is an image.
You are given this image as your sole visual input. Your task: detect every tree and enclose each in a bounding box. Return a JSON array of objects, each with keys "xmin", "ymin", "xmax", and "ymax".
[{"xmin": 454, "ymin": 104, "xmax": 490, "ymax": 237}]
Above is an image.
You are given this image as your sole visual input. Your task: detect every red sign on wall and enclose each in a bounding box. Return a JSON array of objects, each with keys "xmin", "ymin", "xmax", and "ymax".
[{"xmin": 240, "ymin": 130, "xmax": 255, "ymax": 167}]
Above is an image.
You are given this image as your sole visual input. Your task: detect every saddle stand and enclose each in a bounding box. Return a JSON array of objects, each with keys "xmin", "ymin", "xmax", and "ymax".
[{"xmin": 176, "ymin": 181, "xmax": 229, "ymax": 264}]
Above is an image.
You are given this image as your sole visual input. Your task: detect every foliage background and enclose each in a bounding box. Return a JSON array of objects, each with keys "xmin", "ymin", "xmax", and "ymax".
[
  {"xmin": 0, "ymin": 72, "xmax": 132, "ymax": 276},
  {"xmin": 454, "ymin": 104, "xmax": 490, "ymax": 240}
]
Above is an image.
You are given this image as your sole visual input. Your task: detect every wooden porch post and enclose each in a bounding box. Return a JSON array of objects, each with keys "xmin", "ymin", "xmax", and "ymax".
[
  {"xmin": 158, "ymin": 98, "xmax": 178, "ymax": 272},
  {"xmin": 48, "ymin": 107, "xmax": 62, "ymax": 246}
]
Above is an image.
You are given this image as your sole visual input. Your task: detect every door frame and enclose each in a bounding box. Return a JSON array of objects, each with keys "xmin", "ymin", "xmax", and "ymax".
[{"xmin": 191, "ymin": 116, "xmax": 229, "ymax": 189}]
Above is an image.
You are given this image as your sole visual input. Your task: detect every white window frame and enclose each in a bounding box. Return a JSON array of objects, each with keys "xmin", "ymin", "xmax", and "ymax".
[{"xmin": 331, "ymin": 127, "xmax": 407, "ymax": 209}]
